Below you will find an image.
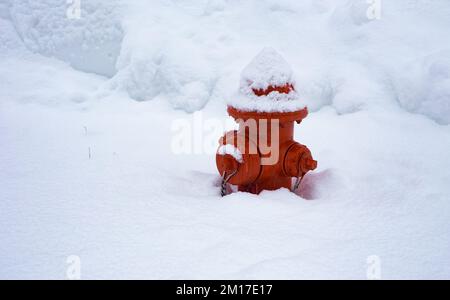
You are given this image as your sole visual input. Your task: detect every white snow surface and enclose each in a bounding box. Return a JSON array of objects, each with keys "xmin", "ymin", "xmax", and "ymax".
[{"xmin": 1, "ymin": 0, "xmax": 450, "ymax": 279}]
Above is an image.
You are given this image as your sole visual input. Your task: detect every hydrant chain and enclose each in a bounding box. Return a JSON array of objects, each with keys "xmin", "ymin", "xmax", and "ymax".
[
  {"xmin": 292, "ymin": 154, "xmax": 305, "ymax": 192},
  {"xmin": 292, "ymin": 174, "xmax": 304, "ymax": 192},
  {"xmin": 221, "ymin": 169, "xmax": 238, "ymax": 197}
]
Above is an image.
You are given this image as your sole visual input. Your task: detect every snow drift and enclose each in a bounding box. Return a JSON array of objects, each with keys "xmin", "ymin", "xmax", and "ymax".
[{"xmin": 3, "ymin": 0, "xmax": 123, "ymax": 76}]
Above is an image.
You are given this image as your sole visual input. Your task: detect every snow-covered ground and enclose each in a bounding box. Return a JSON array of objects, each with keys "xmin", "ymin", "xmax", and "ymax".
[{"xmin": 1, "ymin": 0, "xmax": 450, "ymax": 279}]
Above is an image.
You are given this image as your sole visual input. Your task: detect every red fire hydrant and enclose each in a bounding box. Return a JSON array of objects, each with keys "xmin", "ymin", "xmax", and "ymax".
[{"xmin": 216, "ymin": 48, "xmax": 317, "ymax": 195}]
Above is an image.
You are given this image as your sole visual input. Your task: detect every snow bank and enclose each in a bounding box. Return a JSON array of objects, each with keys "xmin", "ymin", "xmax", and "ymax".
[
  {"xmin": 392, "ymin": 51, "xmax": 450, "ymax": 125},
  {"xmin": 0, "ymin": 55, "xmax": 105, "ymax": 107},
  {"xmin": 4, "ymin": 0, "xmax": 123, "ymax": 77},
  {"xmin": 326, "ymin": 0, "xmax": 450, "ymax": 122},
  {"xmin": 108, "ymin": 0, "xmax": 450, "ymax": 122},
  {"xmin": 0, "ymin": 17, "xmax": 26, "ymax": 54},
  {"xmin": 108, "ymin": 35, "xmax": 216, "ymax": 112},
  {"xmin": 1, "ymin": 0, "xmax": 449, "ymax": 121},
  {"xmin": 105, "ymin": 0, "xmax": 218, "ymax": 112}
]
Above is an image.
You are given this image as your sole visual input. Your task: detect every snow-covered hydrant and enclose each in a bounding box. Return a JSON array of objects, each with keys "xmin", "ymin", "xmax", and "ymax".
[{"xmin": 216, "ymin": 48, "xmax": 317, "ymax": 195}]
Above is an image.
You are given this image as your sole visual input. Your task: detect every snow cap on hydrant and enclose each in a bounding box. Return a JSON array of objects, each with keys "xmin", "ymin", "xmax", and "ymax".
[
  {"xmin": 217, "ymin": 47, "xmax": 317, "ymax": 196},
  {"xmin": 227, "ymin": 47, "xmax": 307, "ymax": 113}
]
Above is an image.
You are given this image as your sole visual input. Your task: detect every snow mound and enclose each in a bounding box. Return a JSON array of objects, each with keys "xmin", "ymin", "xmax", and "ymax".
[
  {"xmin": 104, "ymin": 0, "xmax": 220, "ymax": 113},
  {"xmin": 5, "ymin": 0, "xmax": 124, "ymax": 77},
  {"xmin": 0, "ymin": 55, "xmax": 104, "ymax": 107},
  {"xmin": 109, "ymin": 40, "xmax": 216, "ymax": 112},
  {"xmin": 0, "ymin": 17, "xmax": 26, "ymax": 54},
  {"xmin": 392, "ymin": 50, "xmax": 450, "ymax": 125}
]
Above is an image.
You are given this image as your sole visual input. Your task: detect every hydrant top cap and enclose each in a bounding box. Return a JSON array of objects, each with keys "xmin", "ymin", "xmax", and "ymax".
[
  {"xmin": 240, "ymin": 47, "xmax": 294, "ymax": 92},
  {"xmin": 226, "ymin": 48, "xmax": 308, "ymax": 113}
]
